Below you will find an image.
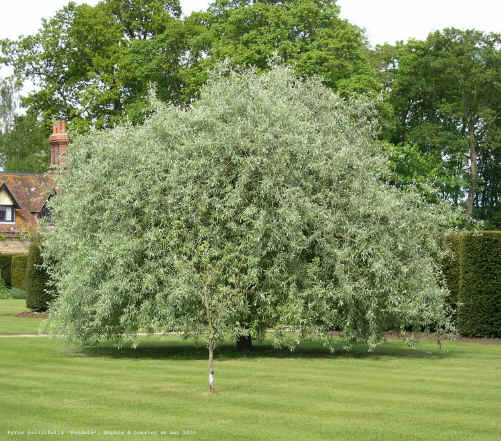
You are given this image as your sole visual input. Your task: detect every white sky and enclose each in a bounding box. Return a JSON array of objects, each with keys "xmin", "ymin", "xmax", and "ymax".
[{"xmin": 2, "ymin": 0, "xmax": 501, "ymax": 46}]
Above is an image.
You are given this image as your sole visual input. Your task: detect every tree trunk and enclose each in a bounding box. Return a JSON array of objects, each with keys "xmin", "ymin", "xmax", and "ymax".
[
  {"xmin": 208, "ymin": 344, "xmax": 215, "ymax": 393},
  {"xmin": 466, "ymin": 120, "xmax": 477, "ymax": 217},
  {"xmin": 236, "ymin": 334, "xmax": 253, "ymax": 351}
]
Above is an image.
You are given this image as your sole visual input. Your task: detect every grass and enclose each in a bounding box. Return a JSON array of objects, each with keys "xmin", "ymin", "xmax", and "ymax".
[
  {"xmin": 0, "ymin": 333, "xmax": 500, "ymax": 441},
  {"xmin": 0, "ymin": 299, "xmax": 46, "ymax": 334}
]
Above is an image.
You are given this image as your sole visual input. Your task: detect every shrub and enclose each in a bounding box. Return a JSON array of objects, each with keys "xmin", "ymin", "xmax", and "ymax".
[
  {"xmin": 10, "ymin": 288, "xmax": 27, "ymax": 299},
  {"xmin": 25, "ymin": 243, "xmax": 51, "ymax": 312},
  {"xmin": 0, "ymin": 278, "xmax": 10, "ymax": 299},
  {"xmin": 0, "ymin": 255, "xmax": 12, "ymax": 288},
  {"xmin": 11, "ymin": 255, "xmax": 28, "ymax": 289},
  {"xmin": 457, "ymin": 231, "xmax": 501, "ymax": 337}
]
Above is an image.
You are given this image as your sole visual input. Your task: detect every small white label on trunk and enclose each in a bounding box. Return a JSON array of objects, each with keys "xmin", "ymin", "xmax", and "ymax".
[{"xmin": 209, "ymin": 373, "xmax": 214, "ymax": 385}]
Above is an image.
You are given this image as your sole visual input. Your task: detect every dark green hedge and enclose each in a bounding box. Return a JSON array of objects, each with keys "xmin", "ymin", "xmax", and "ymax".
[
  {"xmin": 11, "ymin": 255, "xmax": 28, "ymax": 289},
  {"xmin": 25, "ymin": 243, "xmax": 51, "ymax": 312},
  {"xmin": 0, "ymin": 255, "xmax": 12, "ymax": 288},
  {"xmin": 457, "ymin": 231, "xmax": 501, "ymax": 338},
  {"xmin": 442, "ymin": 234, "xmax": 461, "ymax": 316}
]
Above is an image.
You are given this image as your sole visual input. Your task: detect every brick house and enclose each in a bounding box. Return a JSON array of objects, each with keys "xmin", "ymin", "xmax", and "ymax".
[{"xmin": 0, "ymin": 121, "xmax": 69, "ymax": 254}]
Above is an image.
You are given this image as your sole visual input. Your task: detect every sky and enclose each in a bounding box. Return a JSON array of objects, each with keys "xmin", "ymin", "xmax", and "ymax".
[{"xmin": 2, "ymin": 0, "xmax": 501, "ymax": 46}]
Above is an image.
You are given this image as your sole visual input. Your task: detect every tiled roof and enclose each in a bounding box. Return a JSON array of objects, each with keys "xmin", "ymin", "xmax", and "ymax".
[{"xmin": 0, "ymin": 173, "xmax": 52, "ymax": 213}]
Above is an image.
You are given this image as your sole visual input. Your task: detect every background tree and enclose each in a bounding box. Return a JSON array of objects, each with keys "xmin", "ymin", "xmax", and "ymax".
[
  {"xmin": 0, "ymin": 76, "xmax": 19, "ymax": 134},
  {"xmin": 1, "ymin": 0, "xmax": 184, "ymax": 132},
  {"xmin": 0, "ymin": 75, "xmax": 49, "ymax": 173},
  {"xmin": 373, "ymin": 29, "xmax": 501, "ymax": 225},
  {"xmin": 203, "ymin": 0, "xmax": 380, "ymax": 96},
  {"xmin": 1, "ymin": 0, "xmax": 382, "ymax": 134},
  {"xmin": 0, "ymin": 114, "xmax": 50, "ymax": 173},
  {"xmin": 104, "ymin": 0, "xmax": 181, "ymax": 39},
  {"xmin": 44, "ymin": 64, "xmax": 462, "ymax": 391}
]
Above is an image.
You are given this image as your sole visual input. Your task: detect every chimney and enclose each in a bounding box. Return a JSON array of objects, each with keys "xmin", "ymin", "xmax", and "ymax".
[{"xmin": 48, "ymin": 120, "xmax": 70, "ymax": 168}]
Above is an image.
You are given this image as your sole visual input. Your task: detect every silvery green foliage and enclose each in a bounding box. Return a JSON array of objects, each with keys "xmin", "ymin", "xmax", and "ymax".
[{"xmin": 43, "ymin": 64, "xmax": 462, "ymax": 350}]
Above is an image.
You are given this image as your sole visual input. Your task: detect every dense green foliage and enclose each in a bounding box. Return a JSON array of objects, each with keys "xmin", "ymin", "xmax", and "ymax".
[
  {"xmin": 0, "ymin": 0, "xmax": 377, "ymax": 131},
  {"xmin": 0, "ymin": 278, "xmax": 9, "ymax": 299},
  {"xmin": 25, "ymin": 243, "xmax": 51, "ymax": 312},
  {"xmin": 8, "ymin": 288, "xmax": 26, "ymax": 300},
  {"xmin": 0, "ymin": 114, "xmax": 50, "ymax": 173},
  {"xmin": 0, "ymin": 286, "xmax": 26, "ymax": 300},
  {"xmin": 441, "ymin": 232, "xmax": 501, "ymax": 337},
  {"xmin": 44, "ymin": 64, "xmax": 461, "ymax": 362},
  {"xmin": 0, "ymin": 254, "xmax": 29, "ymax": 298},
  {"xmin": 204, "ymin": 0, "xmax": 379, "ymax": 95},
  {"xmin": 0, "ymin": 1, "xmax": 183, "ymax": 132},
  {"xmin": 0, "ymin": 255, "xmax": 12, "ymax": 288},
  {"xmin": 442, "ymin": 234, "xmax": 461, "ymax": 318},
  {"xmin": 374, "ymin": 29, "xmax": 501, "ymax": 224},
  {"xmin": 0, "ymin": 75, "xmax": 50, "ymax": 172},
  {"xmin": 457, "ymin": 232, "xmax": 501, "ymax": 337},
  {"xmin": 11, "ymin": 255, "xmax": 28, "ymax": 289}
]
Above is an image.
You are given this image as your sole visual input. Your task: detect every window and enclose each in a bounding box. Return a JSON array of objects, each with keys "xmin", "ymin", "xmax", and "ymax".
[
  {"xmin": 40, "ymin": 203, "xmax": 53, "ymax": 225},
  {"xmin": 0, "ymin": 205, "xmax": 15, "ymax": 223},
  {"xmin": 40, "ymin": 194, "xmax": 55, "ymax": 226}
]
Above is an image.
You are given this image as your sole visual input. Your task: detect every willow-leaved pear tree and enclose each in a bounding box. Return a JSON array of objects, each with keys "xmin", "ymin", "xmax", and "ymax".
[{"xmin": 43, "ymin": 63, "xmax": 463, "ymax": 392}]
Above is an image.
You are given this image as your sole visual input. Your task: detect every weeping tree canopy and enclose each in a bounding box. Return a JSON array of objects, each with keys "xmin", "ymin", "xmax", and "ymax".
[{"xmin": 44, "ymin": 63, "xmax": 463, "ymax": 357}]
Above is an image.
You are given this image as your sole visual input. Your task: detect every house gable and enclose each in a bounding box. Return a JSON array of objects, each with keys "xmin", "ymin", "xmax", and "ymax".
[
  {"xmin": 0, "ymin": 184, "xmax": 21, "ymax": 208},
  {"xmin": 0, "ymin": 121, "xmax": 68, "ymax": 251}
]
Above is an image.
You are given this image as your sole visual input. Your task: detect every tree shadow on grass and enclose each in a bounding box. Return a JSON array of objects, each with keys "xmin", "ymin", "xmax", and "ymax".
[{"xmin": 73, "ymin": 336, "xmax": 453, "ymax": 362}]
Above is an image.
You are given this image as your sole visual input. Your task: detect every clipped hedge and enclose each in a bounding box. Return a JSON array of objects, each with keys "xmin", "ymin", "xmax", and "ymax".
[
  {"xmin": 26, "ymin": 243, "xmax": 51, "ymax": 312},
  {"xmin": 0, "ymin": 278, "xmax": 10, "ymax": 299},
  {"xmin": 0, "ymin": 255, "xmax": 12, "ymax": 288},
  {"xmin": 11, "ymin": 255, "xmax": 28, "ymax": 289},
  {"xmin": 457, "ymin": 231, "xmax": 501, "ymax": 338},
  {"xmin": 442, "ymin": 234, "xmax": 461, "ymax": 317}
]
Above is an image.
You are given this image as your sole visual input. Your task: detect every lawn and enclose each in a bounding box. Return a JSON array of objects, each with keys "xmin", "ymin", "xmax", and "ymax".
[
  {"xmin": 0, "ymin": 332, "xmax": 500, "ymax": 441},
  {"xmin": 0, "ymin": 299, "xmax": 46, "ymax": 334}
]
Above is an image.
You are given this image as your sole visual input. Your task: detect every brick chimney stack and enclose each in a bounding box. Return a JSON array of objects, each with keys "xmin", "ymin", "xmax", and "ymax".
[{"xmin": 48, "ymin": 120, "xmax": 70, "ymax": 168}]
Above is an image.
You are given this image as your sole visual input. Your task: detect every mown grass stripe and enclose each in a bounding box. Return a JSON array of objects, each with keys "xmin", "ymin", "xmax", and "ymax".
[{"xmin": 1, "ymin": 334, "xmax": 500, "ymax": 441}]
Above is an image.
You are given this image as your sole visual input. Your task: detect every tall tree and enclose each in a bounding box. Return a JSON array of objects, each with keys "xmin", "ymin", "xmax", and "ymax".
[
  {"xmin": 204, "ymin": 0, "xmax": 380, "ymax": 96},
  {"xmin": 0, "ymin": 114, "xmax": 50, "ymax": 173},
  {"xmin": 0, "ymin": 75, "xmax": 48, "ymax": 173},
  {"xmin": 0, "ymin": 76, "xmax": 19, "ymax": 134},
  {"xmin": 374, "ymin": 29, "xmax": 501, "ymax": 221},
  {"xmin": 1, "ymin": 0, "xmax": 382, "ymax": 134},
  {"xmin": 43, "ymin": 64, "xmax": 462, "ymax": 391},
  {"xmin": 105, "ymin": 0, "xmax": 181, "ymax": 39},
  {"xmin": 1, "ymin": 0, "xmax": 184, "ymax": 132}
]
